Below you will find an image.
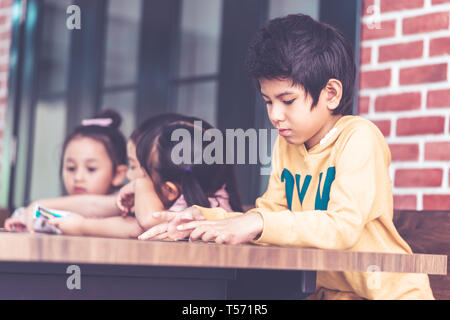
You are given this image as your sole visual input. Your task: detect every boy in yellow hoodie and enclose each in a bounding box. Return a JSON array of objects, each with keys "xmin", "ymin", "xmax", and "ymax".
[{"xmin": 139, "ymin": 14, "xmax": 434, "ymax": 300}]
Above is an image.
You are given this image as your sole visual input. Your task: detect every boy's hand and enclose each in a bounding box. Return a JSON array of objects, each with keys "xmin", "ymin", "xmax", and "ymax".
[
  {"xmin": 117, "ymin": 181, "xmax": 136, "ymax": 216},
  {"xmin": 138, "ymin": 221, "xmax": 171, "ymax": 241},
  {"xmin": 178, "ymin": 212, "xmax": 264, "ymax": 245},
  {"xmin": 138, "ymin": 206, "xmax": 205, "ymax": 241},
  {"xmin": 48, "ymin": 213, "xmax": 85, "ymax": 236}
]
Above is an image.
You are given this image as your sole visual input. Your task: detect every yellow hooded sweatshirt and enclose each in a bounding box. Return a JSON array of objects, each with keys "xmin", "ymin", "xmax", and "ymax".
[{"xmin": 196, "ymin": 115, "xmax": 434, "ymax": 300}]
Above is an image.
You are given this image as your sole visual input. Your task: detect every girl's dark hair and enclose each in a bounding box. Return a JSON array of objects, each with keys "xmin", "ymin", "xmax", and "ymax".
[
  {"xmin": 60, "ymin": 109, "xmax": 127, "ymax": 174},
  {"xmin": 246, "ymin": 14, "xmax": 356, "ymax": 115},
  {"xmin": 136, "ymin": 114, "xmax": 242, "ymax": 212},
  {"xmin": 130, "ymin": 113, "xmax": 185, "ymax": 145}
]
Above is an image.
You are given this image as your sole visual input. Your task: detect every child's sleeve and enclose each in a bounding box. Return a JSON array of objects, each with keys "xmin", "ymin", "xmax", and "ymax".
[
  {"xmin": 253, "ymin": 125, "xmax": 392, "ymax": 250},
  {"xmin": 193, "ymin": 206, "xmax": 243, "ymax": 220},
  {"xmin": 250, "ymin": 137, "xmax": 289, "ymax": 212}
]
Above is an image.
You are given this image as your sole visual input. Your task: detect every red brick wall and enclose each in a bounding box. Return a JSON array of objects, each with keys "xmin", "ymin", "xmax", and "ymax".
[
  {"xmin": 0, "ymin": 0, "xmax": 12, "ymax": 192},
  {"xmin": 360, "ymin": 0, "xmax": 450, "ymax": 210}
]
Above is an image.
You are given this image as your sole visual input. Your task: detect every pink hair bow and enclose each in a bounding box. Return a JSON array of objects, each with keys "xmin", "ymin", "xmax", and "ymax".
[{"xmin": 81, "ymin": 118, "xmax": 113, "ymax": 127}]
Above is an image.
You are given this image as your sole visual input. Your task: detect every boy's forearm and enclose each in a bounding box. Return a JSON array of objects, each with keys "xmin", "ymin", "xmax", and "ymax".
[{"xmin": 80, "ymin": 216, "xmax": 143, "ymax": 239}]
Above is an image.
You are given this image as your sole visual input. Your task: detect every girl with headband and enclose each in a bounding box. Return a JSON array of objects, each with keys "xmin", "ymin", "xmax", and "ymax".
[{"xmin": 4, "ymin": 109, "xmax": 128, "ymax": 232}]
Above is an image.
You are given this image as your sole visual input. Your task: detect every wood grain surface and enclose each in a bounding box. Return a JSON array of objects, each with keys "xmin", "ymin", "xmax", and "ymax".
[{"xmin": 0, "ymin": 232, "xmax": 446, "ymax": 275}]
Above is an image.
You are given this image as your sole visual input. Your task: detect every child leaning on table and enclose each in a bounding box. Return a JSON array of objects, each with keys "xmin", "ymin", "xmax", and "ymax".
[
  {"xmin": 17, "ymin": 113, "xmax": 188, "ymax": 234},
  {"xmin": 4, "ymin": 110, "xmax": 129, "ymax": 232},
  {"xmin": 140, "ymin": 14, "xmax": 435, "ymax": 300},
  {"xmin": 48, "ymin": 114, "xmax": 242, "ymax": 239}
]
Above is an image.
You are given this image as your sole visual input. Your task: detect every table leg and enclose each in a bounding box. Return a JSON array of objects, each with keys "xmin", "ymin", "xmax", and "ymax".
[{"xmin": 226, "ymin": 269, "xmax": 317, "ymax": 300}]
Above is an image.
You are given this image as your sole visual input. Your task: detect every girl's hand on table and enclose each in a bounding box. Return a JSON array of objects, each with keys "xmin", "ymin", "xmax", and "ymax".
[
  {"xmin": 48, "ymin": 213, "xmax": 86, "ymax": 236},
  {"xmin": 4, "ymin": 217, "xmax": 28, "ymax": 233},
  {"xmin": 117, "ymin": 181, "xmax": 135, "ymax": 217},
  {"xmin": 4, "ymin": 204, "xmax": 36, "ymax": 233}
]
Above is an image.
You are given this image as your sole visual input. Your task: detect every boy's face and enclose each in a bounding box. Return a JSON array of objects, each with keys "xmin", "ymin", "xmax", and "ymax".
[
  {"xmin": 260, "ymin": 78, "xmax": 341, "ymax": 149},
  {"xmin": 126, "ymin": 140, "xmax": 146, "ymax": 181}
]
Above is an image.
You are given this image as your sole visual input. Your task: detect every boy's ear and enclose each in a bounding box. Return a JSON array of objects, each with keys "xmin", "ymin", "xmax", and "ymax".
[
  {"xmin": 162, "ymin": 182, "xmax": 180, "ymax": 202},
  {"xmin": 325, "ymin": 78, "xmax": 343, "ymax": 111},
  {"xmin": 112, "ymin": 164, "xmax": 128, "ymax": 187}
]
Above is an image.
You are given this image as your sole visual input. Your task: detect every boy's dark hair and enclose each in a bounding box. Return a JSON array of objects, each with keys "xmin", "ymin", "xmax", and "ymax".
[
  {"xmin": 136, "ymin": 114, "xmax": 242, "ymax": 212},
  {"xmin": 60, "ymin": 109, "xmax": 127, "ymax": 174},
  {"xmin": 246, "ymin": 14, "xmax": 355, "ymax": 115}
]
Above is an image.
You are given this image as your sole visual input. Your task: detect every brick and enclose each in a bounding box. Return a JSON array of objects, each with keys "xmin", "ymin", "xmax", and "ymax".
[
  {"xmin": 0, "ymin": 0, "xmax": 13, "ymax": 9},
  {"xmin": 393, "ymin": 195, "xmax": 417, "ymax": 210},
  {"xmin": 0, "ymin": 47, "xmax": 10, "ymax": 56},
  {"xmin": 360, "ymin": 47, "xmax": 372, "ymax": 65},
  {"xmin": 432, "ymin": 0, "xmax": 450, "ymax": 4},
  {"xmin": 0, "ymin": 30, "xmax": 11, "ymax": 41},
  {"xmin": 396, "ymin": 116, "xmax": 445, "ymax": 136},
  {"xmin": 375, "ymin": 92, "xmax": 421, "ymax": 112},
  {"xmin": 425, "ymin": 142, "xmax": 450, "ymax": 160},
  {"xmin": 0, "ymin": 63, "xmax": 8, "ymax": 73},
  {"xmin": 381, "ymin": 0, "xmax": 424, "ymax": 12},
  {"xmin": 362, "ymin": 0, "xmax": 375, "ymax": 16},
  {"xmin": 0, "ymin": 15, "xmax": 8, "ymax": 25},
  {"xmin": 399, "ymin": 64, "xmax": 447, "ymax": 85},
  {"xmin": 372, "ymin": 119, "xmax": 391, "ymax": 137},
  {"xmin": 358, "ymin": 96, "xmax": 370, "ymax": 114},
  {"xmin": 430, "ymin": 37, "xmax": 450, "ymax": 56},
  {"xmin": 378, "ymin": 41, "xmax": 423, "ymax": 62},
  {"xmin": 389, "ymin": 143, "xmax": 419, "ymax": 161},
  {"xmin": 361, "ymin": 0, "xmax": 376, "ymax": 16},
  {"xmin": 403, "ymin": 12, "xmax": 450, "ymax": 35},
  {"xmin": 423, "ymin": 194, "xmax": 450, "ymax": 210},
  {"xmin": 361, "ymin": 20, "xmax": 396, "ymax": 41},
  {"xmin": 360, "ymin": 69, "xmax": 391, "ymax": 89},
  {"xmin": 427, "ymin": 89, "xmax": 450, "ymax": 108},
  {"xmin": 395, "ymin": 168, "xmax": 443, "ymax": 187}
]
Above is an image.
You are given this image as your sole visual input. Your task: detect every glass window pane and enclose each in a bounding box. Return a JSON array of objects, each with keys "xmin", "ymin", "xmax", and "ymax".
[
  {"xmin": 178, "ymin": 0, "xmax": 223, "ymax": 78},
  {"xmin": 101, "ymin": 90, "xmax": 136, "ymax": 139},
  {"xmin": 269, "ymin": 0, "xmax": 320, "ymax": 19},
  {"xmin": 176, "ymin": 81, "xmax": 217, "ymax": 126},
  {"xmin": 28, "ymin": 0, "xmax": 73, "ymax": 201},
  {"xmin": 29, "ymin": 99, "xmax": 67, "ymax": 200},
  {"xmin": 38, "ymin": 0, "xmax": 71, "ymax": 96},
  {"xmin": 103, "ymin": 0, "xmax": 142, "ymax": 87}
]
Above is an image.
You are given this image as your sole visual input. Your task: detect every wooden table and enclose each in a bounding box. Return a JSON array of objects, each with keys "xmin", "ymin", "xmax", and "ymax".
[{"xmin": 0, "ymin": 232, "xmax": 446, "ymax": 299}]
